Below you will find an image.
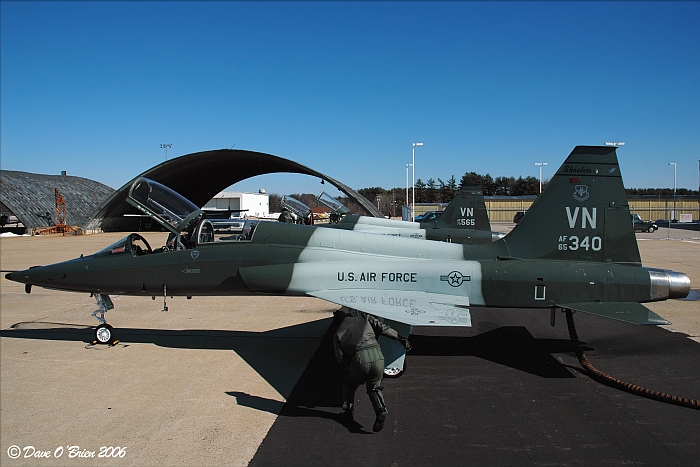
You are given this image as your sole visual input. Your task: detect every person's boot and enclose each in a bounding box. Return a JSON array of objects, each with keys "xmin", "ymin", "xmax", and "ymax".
[
  {"xmin": 373, "ymin": 409, "xmax": 387, "ymax": 432},
  {"xmin": 340, "ymin": 402, "xmax": 354, "ymax": 423},
  {"xmin": 340, "ymin": 408, "xmax": 354, "ymax": 423}
]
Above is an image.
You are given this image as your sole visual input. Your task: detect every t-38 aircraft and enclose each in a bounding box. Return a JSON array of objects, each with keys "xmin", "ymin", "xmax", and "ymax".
[
  {"xmin": 287, "ymin": 185, "xmax": 501, "ymax": 243},
  {"xmin": 5, "ymin": 146, "xmax": 691, "ymax": 376},
  {"xmin": 327, "ymin": 185, "xmax": 504, "ymax": 244}
]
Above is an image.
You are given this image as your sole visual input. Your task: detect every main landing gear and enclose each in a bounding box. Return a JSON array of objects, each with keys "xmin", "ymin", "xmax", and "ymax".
[
  {"xmin": 383, "ymin": 364, "xmax": 406, "ymax": 378},
  {"xmin": 379, "ymin": 319, "xmax": 413, "ymax": 378}
]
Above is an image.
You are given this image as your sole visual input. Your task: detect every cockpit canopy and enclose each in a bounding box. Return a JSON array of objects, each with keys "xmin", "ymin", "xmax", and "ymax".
[
  {"xmin": 317, "ymin": 191, "xmax": 350, "ymax": 215},
  {"xmin": 124, "ymin": 178, "xmax": 261, "ymax": 250},
  {"xmin": 127, "ymin": 178, "xmax": 205, "ymax": 236},
  {"xmin": 280, "ymin": 195, "xmax": 312, "ymax": 218}
]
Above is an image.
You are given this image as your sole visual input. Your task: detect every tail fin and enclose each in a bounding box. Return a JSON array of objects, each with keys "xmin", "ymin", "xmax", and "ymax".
[
  {"xmin": 432, "ymin": 186, "xmax": 492, "ymax": 233},
  {"xmin": 502, "ymin": 146, "xmax": 641, "ymax": 265}
]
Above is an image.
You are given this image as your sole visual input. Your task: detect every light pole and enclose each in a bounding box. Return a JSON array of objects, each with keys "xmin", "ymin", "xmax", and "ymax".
[
  {"xmin": 534, "ymin": 162, "xmax": 548, "ymax": 194},
  {"xmin": 406, "ymin": 164, "xmax": 412, "ymax": 220},
  {"xmin": 412, "ymin": 142, "xmax": 423, "ymax": 221},
  {"xmin": 161, "ymin": 143, "xmax": 172, "ymax": 161},
  {"xmin": 669, "ymin": 162, "xmax": 677, "ymax": 222}
]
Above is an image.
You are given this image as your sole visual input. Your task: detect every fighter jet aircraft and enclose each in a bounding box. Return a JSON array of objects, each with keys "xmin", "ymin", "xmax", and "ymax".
[
  {"xmin": 327, "ymin": 185, "xmax": 503, "ymax": 243},
  {"xmin": 285, "ymin": 186, "xmax": 501, "ymax": 243},
  {"xmin": 5, "ymin": 146, "xmax": 691, "ymax": 377}
]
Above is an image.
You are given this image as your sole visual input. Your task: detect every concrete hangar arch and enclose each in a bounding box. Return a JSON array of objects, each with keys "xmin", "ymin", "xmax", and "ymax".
[{"xmin": 84, "ymin": 149, "xmax": 382, "ymax": 232}]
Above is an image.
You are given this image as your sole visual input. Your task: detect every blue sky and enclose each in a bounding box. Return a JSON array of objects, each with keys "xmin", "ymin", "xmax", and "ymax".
[{"xmin": 2, "ymin": 2, "xmax": 699, "ymax": 197}]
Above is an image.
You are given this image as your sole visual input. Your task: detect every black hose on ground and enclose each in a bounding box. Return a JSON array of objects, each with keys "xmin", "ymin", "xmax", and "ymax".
[{"xmin": 564, "ymin": 308, "xmax": 699, "ymax": 410}]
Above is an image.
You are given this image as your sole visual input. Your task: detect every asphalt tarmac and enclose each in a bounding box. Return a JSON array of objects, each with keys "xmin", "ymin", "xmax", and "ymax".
[
  {"xmin": 251, "ymin": 309, "xmax": 700, "ymax": 467},
  {"xmin": 1, "ymin": 224, "xmax": 698, "ymax": 466}
]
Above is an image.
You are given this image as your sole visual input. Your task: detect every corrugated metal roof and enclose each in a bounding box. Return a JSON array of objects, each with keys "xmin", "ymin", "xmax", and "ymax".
[{"xmin": 0, "ymin": 170, "xmax": 115, "ymax": 230}]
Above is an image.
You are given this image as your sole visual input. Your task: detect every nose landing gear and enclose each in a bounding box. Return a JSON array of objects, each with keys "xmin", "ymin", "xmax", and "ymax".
[
  {"xmin": 91, "ymin": 294, "xmax": 117, "ymax": 345},
  {"xmin": 95, "ymin": 323, "xmax": 115, "ymax": 345}
]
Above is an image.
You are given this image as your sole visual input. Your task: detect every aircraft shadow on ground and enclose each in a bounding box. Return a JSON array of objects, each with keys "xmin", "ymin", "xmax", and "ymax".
[
  {"xmin": 409, "ymin": 326, "xmax": 581, "ymax": 379},
  {"xmin": 226, "ymin": 318, "xmax": 373, "ymax": 433},
  {"xmin": 1, "ymin": 318, "xmax": 331, "ymax": 398},
  {"xmin": 227, "ymin": 320, "xmax": 585, "ymax": 434},
  {"xmin": 2, "ymin": 319, "xmax": 583, "ymax": 411}
]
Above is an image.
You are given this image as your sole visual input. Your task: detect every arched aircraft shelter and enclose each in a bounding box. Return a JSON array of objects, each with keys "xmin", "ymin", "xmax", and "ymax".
[{"xmin": 84, "ymin": 149, "xmax": 381, "ymax": 232}]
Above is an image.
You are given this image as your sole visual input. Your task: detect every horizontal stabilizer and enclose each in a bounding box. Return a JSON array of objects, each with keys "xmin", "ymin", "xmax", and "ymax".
[
  {"xmin": 308, "ymin": 289, "xmax": 472, "ymax": 327},
  {"xmin": 559, "ymin": 302, "xmax": 670, "ymax": 325}
]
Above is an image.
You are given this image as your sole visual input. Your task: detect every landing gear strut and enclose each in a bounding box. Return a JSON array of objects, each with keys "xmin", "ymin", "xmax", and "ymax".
[{"xmin": 91, "ymin": 294, "xmax": 116, "ymax": 345}]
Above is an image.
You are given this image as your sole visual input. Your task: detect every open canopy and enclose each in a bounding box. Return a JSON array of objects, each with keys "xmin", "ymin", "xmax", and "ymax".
[{"xmin": 127, "ymin": 178, "xmax": 204, "ymax": 236}]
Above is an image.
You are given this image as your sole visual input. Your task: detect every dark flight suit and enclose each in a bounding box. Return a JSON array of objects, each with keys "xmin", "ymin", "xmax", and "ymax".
[{"xmin": 333, "ymin": 311, "xmax": 401, "ymax": 425}]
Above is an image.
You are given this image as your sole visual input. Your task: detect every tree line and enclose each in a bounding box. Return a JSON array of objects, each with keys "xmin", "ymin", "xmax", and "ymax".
[
  {"xmin": 352, "ymin": 172, "xmax": 545, "ymax": 216},
  {"xmin": 625, "ymin": 188, "xmax": 698, "ymax": 196}
]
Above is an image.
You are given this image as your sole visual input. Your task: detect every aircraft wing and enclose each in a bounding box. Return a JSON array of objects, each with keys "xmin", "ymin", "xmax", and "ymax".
[
  {"xmin": 307, "ymin": 289, "xmax": 472, "ymax": 327},
  {"xmin": 558, "ymin": 302, "xmax": 670, "ymax": 325}
]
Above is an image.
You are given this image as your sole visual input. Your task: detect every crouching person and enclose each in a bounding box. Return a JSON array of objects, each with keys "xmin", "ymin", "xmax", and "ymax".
[{"xmin": 333, "ymin": 308, "xmax": 411, "ymax": 432}]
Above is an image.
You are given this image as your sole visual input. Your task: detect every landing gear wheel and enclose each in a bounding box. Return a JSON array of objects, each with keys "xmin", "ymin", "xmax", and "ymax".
[
  {"xmin": 384, "ymin": 359, "xmax": 406, "ymax": 378},
  {"xmin": 95, "ymin": 324, "xmax": 115, "ymax": 345},
  {"xmin": 384, "ymin": 367, "xmax": 404, "ymax": 378}
]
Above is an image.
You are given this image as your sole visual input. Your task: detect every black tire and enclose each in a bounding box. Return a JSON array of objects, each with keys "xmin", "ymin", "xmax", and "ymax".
[
  {"xmin": 95, "ymin": 324, "xmax": 115, "ymax": 345},
  {"xmin": 648, "ymin": 226, "xmax": 654, "ymax": 233}
]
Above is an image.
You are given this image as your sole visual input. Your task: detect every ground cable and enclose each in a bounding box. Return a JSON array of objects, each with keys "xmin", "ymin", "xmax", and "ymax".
[{"xmin": 564, "ymin": 308, "xmax": 699, "ymax": 410}]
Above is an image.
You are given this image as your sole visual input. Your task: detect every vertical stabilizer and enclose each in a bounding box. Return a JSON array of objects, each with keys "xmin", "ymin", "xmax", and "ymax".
[
  {"xmin": 431, "ymin": 185, "xmax": 492, "ymax": 233},
  {"xmin": 502, "ymin": 146, "xmax": 641, "ymax": 264}
]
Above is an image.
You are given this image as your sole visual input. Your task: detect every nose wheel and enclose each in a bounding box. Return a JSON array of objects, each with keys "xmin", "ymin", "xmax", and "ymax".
[
  {"xmin": 94, "ymin": 323, "xmax": 115, "ymax": 345},
  {"xmin": 91, "ymin": 294, "xmax": 117, "ymax": 345}
]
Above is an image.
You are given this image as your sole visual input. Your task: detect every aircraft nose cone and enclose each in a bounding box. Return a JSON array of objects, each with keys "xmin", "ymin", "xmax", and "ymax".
[{"xmin": 5, "ymin": 266, "xmax": 43, "ymax": 285}]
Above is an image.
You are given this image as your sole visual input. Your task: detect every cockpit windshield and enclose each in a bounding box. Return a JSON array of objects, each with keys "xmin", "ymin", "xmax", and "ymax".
[{"xmin": 127, "ymin": 178, "xmax": 204, "ymax": 234}]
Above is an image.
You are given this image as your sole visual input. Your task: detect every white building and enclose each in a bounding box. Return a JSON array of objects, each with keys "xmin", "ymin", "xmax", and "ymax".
[{"xmin": 203, "ymin": 190, "xmax": 269, "ymax": 218}]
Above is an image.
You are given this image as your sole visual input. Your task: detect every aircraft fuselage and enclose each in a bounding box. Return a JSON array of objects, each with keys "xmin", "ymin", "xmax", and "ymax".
[{"xmin": 8, "ymin": 222, "xmax": 686, "ymax": 311}]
